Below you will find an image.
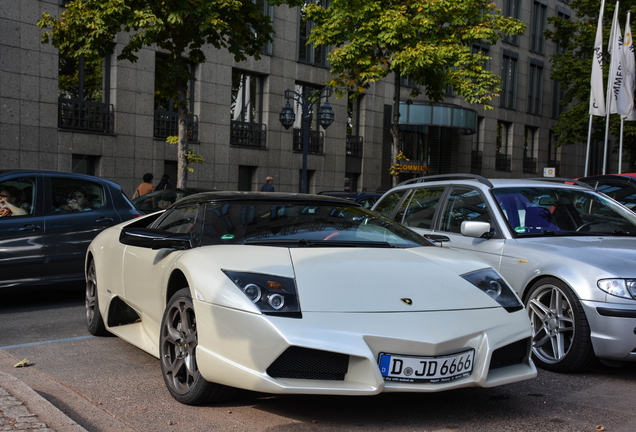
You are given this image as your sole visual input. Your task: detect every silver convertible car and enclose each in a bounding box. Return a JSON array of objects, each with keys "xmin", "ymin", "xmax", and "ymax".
[
  {"xmin": 373, "ymin": 175, "xmax": 636, "ymax": 373},
  {"xmin": 85, "ymin": 192, "xmax": 536, "ymax": 405}
]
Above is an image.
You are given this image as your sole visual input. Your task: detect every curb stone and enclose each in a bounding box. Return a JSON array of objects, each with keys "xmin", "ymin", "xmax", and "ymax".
[{"xmin": 0, "ymin": 372, "xmax": 87, "ymax": 432}]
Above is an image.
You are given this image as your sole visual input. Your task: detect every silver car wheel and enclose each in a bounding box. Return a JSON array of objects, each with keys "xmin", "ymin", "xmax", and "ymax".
[
  {"xmin": 527, "ymin": 283, "xmax": 575, "ymax": 364},
  {"xmin": 161, "ymin": 293, "xmax": 200, "ymax": 396}
]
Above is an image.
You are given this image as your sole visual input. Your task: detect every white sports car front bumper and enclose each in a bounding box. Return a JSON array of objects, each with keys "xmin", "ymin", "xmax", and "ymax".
[{"xmin": 194, "ymin": 301, "xmax": 536, "ymax": 395}]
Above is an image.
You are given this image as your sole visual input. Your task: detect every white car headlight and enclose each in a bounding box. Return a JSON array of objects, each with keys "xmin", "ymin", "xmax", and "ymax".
[
  {"xmin": 223, "ymin": 270, "xmax": 301, "ymax": 318},
  {"xmin": 461, "ymin": 268, "xmax": 523, "ymax": 312},
  {"xmin": 598, "ymin": 279, "xmax": 636, "ymax": 299}
]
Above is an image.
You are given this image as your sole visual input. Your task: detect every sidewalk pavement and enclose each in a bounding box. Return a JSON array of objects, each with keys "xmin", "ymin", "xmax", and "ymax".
[{"xmin": 0, "ymin": 371, "xmax": 86, "ymax": 432}]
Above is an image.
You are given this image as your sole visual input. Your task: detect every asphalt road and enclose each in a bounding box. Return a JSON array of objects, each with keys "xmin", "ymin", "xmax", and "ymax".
[{"xmin": 1, "ymin": 287, "xmax": 636, "ymax": 432}]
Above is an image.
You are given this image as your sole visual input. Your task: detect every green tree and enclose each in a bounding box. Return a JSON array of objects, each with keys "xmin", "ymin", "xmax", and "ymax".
[
  {"xmin": 545, "ymin": 0, "xmax": 636, "ymax": 172},
  {"xmin": 39, "ymin": 0, "xmax": 302, "ymax": 187},
  {"xmin": 304, "ymin": 0, "xmax": 525, "ymax": 185}
]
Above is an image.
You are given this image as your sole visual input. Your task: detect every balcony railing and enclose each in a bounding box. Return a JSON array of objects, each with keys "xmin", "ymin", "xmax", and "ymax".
[
  {"xmin": 58, "ymin": 97, "xmax": 114, "ymax": 134},
  {"xmin": 154, "ymin": 110, "xmax": 198, "ymax": 142},
  {"xmin": 230, "ymin": 120, "xmax": 267, "ymax": 148},
  {"xmin": 293, "ymin": 129, "xmax": 324, "ymax": 154},
  {"xmin": 496, "ymin": 153, "xmax": 511, "ymax": 171},
  {"xmin": 523, "ymin": 156, "xmax": 537, "ymax": 173},
  {"xmin": 346, "ymin": 135, "xmax": 363, "ymax": 157}
]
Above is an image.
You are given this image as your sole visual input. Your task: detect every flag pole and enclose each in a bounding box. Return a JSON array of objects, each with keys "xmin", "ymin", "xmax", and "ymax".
[
  {"xmin": 585, "ymin": 116, "xmax": 593, "ymax": 176},
  {"xmin": 604, "ymin": 1, "xmax": 620, "ymax": 175},
  {"xmin": 619, "ymin": 118, "xmax": 624, "ymax": 171},
  {"xmin": 589, "ymin": 0, "xmax": 607, "ymax": 176}
]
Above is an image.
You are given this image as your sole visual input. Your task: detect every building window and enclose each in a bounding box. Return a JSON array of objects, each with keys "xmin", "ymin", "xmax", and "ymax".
[
  {"xmin": 58, "ymin": 54, "xmax": 114, "ymax": 133},
  {"xmin": 496, "ymin": 121, "xmax": 512, "ymax": 171},
  {"xmin": 523, "ymin": 126, "xmax": 538, "ymax": 173},
  {"xmin": 527, "ymin": 60, "xmax": 544, "ymax": 115},
  {"xmin": 298, "ymin": 1, "xmax": 329, "ymax": 67},
  {"xmin": 71, "ymin": 154, "xmax": 99, "ymax": 176},
  {"xmin": 502, "ymin": 0, "xmax": 521, "ymax": 46},
  {"xmin": 548, "ymin": 129, "xmax": 561, "ymax": 175},
  {"xmin": 231, "ymin": 71, "xmax": 266, "ymax": 148},
  {"xmin": 500, "ymin": 51, "xmax": 518, "ymax": 110},
  {"xmin": 238, "ymin": 166, "xmax": 256, "ymax": 191},
  {"xmin": 530, "ymin": 0, "xmax": 547, "ymax": 54},
  {"xmin": 344, "ymin": 173, "xmax": 358, "ymax": 192},
  {"xmin": 471, "ymin": 117, "xmax": 484, "ymax": 174},
  {"xmin": 471, "ymin": 44, "xmax": 491, "ymax": 71},
  {"xmin": 256, "ymin": 0, "xmax": 274, "ymax": 55},
  {"xmin": 292, "ymin": 83, "xmax": 326, "ymax": 154},
  {"xmin": 347, "ymin": 95, "xmax": 363, "ymax": 157},
  {"xmin": 153, "ymin": 54, "xmax": 198, "ymax": 142}
]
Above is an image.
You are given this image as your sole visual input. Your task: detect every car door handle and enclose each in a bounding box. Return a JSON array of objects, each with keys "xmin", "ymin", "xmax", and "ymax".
[
  {"xmin": 96, "ymin": 217, "xmax": 114, "ymax": 224},
  {"xmin": 19, "ymin": 224, "xmax": 41, "ymax": 232}
]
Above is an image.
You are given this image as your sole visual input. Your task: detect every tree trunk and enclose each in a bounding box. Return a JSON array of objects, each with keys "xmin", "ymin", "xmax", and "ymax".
[
  {"xmin": 390, "ymin": 67, "xmax": 401, "ymax": 188},
  {"xmin": 176, "ymin": 57, "xmax": 189, "ymax": 189}
]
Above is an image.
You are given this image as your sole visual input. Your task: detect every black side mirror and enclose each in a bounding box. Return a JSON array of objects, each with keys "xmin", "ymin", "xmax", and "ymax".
[{"xmin": 119, "ymin": 228, "xmax": 191, "ymax": 250}]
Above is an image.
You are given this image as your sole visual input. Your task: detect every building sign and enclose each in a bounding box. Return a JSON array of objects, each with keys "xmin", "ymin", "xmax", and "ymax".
[
  {"xmin": 398, "ymin": 163, "xmax": 430, "ymax": 173},
  {"xmin": 543, "ymin": 167, "xmax": 555, "ymax": 177}
]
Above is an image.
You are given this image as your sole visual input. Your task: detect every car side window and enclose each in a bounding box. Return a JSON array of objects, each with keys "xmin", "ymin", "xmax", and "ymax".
[
  {"xmin": 403, "ymin": 187, "xmax": 445, "ymax": 229},
  {"xmin": 439, "ymin": 187, "xmax": 491, "ymax": 233},
  {"xmin": 373, "ymin": 189, "xmax": 411, "ymax": 221},
  {"xmin": 155, "ymin": 206, "xmax": 199, "ymax": 234},
  {"xmin": 51, "ymin": 178, "xmax": 105, "ymax": 213},
  {"xmin": 0, "ymin": 177, "xmax": 37, "ymax": 218}
]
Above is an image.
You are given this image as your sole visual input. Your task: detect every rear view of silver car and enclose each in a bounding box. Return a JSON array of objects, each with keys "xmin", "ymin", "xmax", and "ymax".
[{"xmin": 373, "ymin": 174, "xmax": 636, "ymax": 373}]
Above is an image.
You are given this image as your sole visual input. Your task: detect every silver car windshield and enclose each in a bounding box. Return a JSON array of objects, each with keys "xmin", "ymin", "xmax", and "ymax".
[{"xmin": 492, "ymin": 187, "xmax": 636, "ymax": 236}]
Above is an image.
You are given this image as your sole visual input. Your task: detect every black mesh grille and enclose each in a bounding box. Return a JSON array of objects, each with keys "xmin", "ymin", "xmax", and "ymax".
[
  {"xmin": 489, "ymin": 338, "xmax": 529, "ymax": 370},
  {"xmin": 267, "ymin": 347, "xmax": 349, "ymax": 380}
]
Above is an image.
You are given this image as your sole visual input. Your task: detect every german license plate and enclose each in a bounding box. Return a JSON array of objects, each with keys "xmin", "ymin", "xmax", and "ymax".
[{"xmin": 378, "ymin": 349, "xmax": 474, "ymax": 383}]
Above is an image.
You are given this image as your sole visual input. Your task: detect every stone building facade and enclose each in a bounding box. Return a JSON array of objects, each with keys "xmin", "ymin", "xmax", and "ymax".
[{"xmin": 0, "ymin": 0, "xmax": 611, "ymax": 196}]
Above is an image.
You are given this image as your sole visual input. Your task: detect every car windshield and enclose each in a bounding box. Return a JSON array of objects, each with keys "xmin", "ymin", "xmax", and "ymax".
[
  {"xmin": 199, "ymin": 200, "xmax": 431, "ymax": 248},
  {"xmin": 492, "ymin": 187, "xmax": 636, "ymax": 236}
]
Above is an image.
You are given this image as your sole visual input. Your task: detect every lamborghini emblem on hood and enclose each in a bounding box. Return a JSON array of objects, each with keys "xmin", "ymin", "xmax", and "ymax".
[{"xmin": 401, "ymin": 298, "xmax": 413, "ymax": 306}]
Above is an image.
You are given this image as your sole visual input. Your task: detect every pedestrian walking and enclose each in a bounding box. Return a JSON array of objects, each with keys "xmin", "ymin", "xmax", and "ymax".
[
  {"xmin": 260, "ymin": 176, "xmax": 275, "ymax": 192},
  {"xmin": 133, "ymin": 173, "xmax": 154, "ymax": 198},
  {"xmin": 155, "ymin": 174, "xmax": 172, "ymax": 190}
]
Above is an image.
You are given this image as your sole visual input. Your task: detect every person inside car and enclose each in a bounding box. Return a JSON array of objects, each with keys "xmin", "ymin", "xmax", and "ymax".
[
  {"xmin": 59, "ymin": 188, "xmax": 92, "ymax": 213},
  {"xmin": 0, "ymin": 186, "xmax": 28, "ymax": 217}
]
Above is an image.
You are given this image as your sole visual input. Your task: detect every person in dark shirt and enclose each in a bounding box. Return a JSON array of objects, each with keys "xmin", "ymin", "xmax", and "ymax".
[{"xmin": 260, "ymin": 176, "xmax": 275, "ymax": 192}]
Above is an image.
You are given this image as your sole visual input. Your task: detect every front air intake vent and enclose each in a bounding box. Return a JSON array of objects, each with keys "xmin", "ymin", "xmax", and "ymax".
[
  {"xmin": 489, "ymin": 338, "xmax": 529, "ymax": 370},
  {"xmin": 267, "ymin": 346, "xmax": 349, "ymax": 380}
]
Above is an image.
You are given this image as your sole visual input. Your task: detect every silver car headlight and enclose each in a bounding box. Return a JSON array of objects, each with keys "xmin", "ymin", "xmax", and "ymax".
[
  {"xmin": 223, "ymin": 270, "xmax": 302, "ymax": 318},
  {"xmin": 598, "ymin": 279, "xmax": 636, "ymax": 299},
  {"xmin": 461, "ymin": 268, "xmax": 523, "ymax": 312}
]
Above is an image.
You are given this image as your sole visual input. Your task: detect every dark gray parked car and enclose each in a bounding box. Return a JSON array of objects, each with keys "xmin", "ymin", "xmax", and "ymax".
[{"xmin": 0, "ymin": 169, "xmax": 141, "ymax": 289}]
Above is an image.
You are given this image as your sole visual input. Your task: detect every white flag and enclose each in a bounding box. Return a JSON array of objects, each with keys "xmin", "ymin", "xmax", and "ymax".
[
  {"xmin": 609, "ymin": 5, "xmax": 627, "ymax": 114},
  {"xmin": 623, "ymin": 13, "xmax": 636, "ymax": 120},
  {"xmin": 590, "ymin": 0, "xmax": 606, "ymax": 116}
]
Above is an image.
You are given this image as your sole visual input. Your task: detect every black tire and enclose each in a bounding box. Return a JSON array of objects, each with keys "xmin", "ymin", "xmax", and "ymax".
[
  {"xmin": 86, "ymin": 260, "xmax": 109, "ymax": 336},
  {"xmin": 160, "ymin": 288, "xmax": 235, "ymax": 405},
  {"xmin": 525, "ymin": 277, "xmax": 597, "ymax": 372}
]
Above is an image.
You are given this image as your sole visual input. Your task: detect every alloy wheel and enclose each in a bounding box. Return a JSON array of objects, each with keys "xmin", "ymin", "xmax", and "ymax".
[
  {"xmin": 161, "ymin": 296, "xmax": 199, "ymax": 395},
  {"xmin": 527, "ymin": 283, "xmax": 575, "ymax": 364}
]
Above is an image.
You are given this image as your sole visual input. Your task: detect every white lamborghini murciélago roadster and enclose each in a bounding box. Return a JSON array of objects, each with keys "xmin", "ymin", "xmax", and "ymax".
[{"xmin": 85, "ymin": 192, "xmax": 536, "ymax": 405}]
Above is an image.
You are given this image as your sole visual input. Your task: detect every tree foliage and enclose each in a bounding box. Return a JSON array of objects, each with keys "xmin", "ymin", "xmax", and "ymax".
[
  {"xmin": 39, "ymin": 0, "xmax": 302, "ymax": 187},
  {"xmin": 305, "ymin": 0, "xmax": 525, "ymax": 104},
  {"xmin": 545, "ymin": 0, "xmax": 636, "ymax": 169}
]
